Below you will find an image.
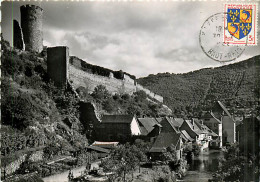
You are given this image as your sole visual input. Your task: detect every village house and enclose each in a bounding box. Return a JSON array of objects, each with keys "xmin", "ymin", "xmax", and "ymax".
[
  {"xmin": 194, "ymin": 119, "xmax": 218, "ymax": 143},
  {"xmin": 212, "ymin": 101, "xmax": 236, "ymax": 146},
  {"xmin": 180, "ymin": 119, "xmax": 203, "ymax": 142},
  {"xmin": 180, "ymin": 119, "xmax": 215, "ymax": 151},
  {"xmin": 149, "ymin": 117, "xmax": 184, "ymax": 160},
  {"xmin": 236, "ymin": 116, "xmax": 260, "ymax": 155},
  {"xmin": 200, "ymin": 111, "xmax": 223, "ymax": 148},
  {"xmin": 168, "ymin": 117, "xmax": 194, "ymax": 143},
  {"xmin": 149, "ymin": 132, "xmax": 183, "ymax": 161},
  {"xmin": 95, "ymin": 115, "xmax": 141, "ymax": 143},
  {"xmin": 137, "ymin": 118, "xmax": 162, "ymax": 141}
]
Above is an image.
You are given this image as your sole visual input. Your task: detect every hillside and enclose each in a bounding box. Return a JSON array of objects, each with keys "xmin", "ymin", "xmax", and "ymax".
[
  {"xmin": 138, "ymin": 56, "xmax": 260, "ymax": 116},
  {"xmin": 1, "ymin": 35, "xmax": 171, "ymax": 177}
]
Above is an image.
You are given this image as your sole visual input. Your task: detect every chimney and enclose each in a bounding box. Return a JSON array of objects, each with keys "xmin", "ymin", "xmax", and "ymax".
[{"xmin": 192, "ymin": 119, "xmax": 195, "ymax": 130}]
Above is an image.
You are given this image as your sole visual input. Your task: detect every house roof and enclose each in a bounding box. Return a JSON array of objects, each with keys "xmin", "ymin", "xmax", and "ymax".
[
  {"xmin": 101, "ymin": 115, "xmax": 134, "ymax": 124},
  {"xmin": 201, "ymin": 111, "xmax": 213, "ymax": 118},
  {"xmin": 194, "ymin": 120, "xmax": 219, "ymax": 137},
  {"xmin": 92, "ymin": 141, "xmax": 119, "ymax": 149},
  {"xmin": 139, "ymin": 126, "xmax": 149, "ymax": 136},
  {"xmin": 194, "ymin": 120, "xmax": 208, "ymax": 133},
  {"xmin": 150, "ymin": 132, "xmax": 181, "ymax": 152},
  {"xmin": 209, "ymin": 130, "xmax": 218, "ymax": 137},
  {"xmin": 184, "ymin": 119, "xmax": 202, "ymax": 135},
  {"xmin": 210, "ymin": 112, "xmax": 222, "ymax": 124},
  {"xmin": 138, "ymin": 118, "xmax": 162, "ymax": 134},
  {"xmin": 164, "ymin": 117, "xmax": 179, "ymax": 133},
  {"xmin": 181, "ymin": 130, "xmax": 194, "ymax": 142},
  {"xmin": 172, "ymin": 118, "xmax": 184, "ymax": 127},
  {"xmin": 217, "ymin": 101, "xmax": 232, "ymax": 119},
  {"xmin": 87, "ymin": 145, "xmax": 110, "ymax": 153},
  {"xmin": 155, "ymin": 118, "xmax": 163, "ymax": 123}
]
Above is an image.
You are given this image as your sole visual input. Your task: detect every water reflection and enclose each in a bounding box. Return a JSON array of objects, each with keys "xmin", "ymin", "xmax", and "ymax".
[
  {"xmin": 189, "ymin": 149, "xmax": 223, "ymax": 172},
  {"xmin": 183, "ymin": 149, "xmax": 223, "ymax": 182}
]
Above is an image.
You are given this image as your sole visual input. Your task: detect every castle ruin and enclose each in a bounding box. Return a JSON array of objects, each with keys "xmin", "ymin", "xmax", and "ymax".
[
  {"xmin": 16, "ymin": 4, "xmax": 163, "ymax": 103},
  {"xmin": 47, "ymin": 46, "xmax": 69, "ymax": 88},
  {"xmin": 13, "ymin": 5, "xmax": 43, "ymax": 52},
  {"xmin": 13, "ymin": 20, "xmax": 24, "ymax": 50}
]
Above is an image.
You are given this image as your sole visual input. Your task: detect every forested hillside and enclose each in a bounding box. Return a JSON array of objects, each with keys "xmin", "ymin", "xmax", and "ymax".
[{"xmin": 138, "ymin": 56, "xmax": 260, "ymax": 116}]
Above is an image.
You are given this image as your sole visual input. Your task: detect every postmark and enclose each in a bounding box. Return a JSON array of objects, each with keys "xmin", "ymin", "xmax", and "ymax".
[
  {"xmin": 199, "ymin": 13, "xmax": 247, "ymax": 63},
  {"xmin": 224, "ymin": 3, "xmax": 258, "ymax": 46}
]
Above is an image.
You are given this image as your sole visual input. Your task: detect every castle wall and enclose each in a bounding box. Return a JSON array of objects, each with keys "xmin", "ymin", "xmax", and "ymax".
[
  {"xmin": 20, "ymin": 5, "xmax": 43, "ymax": 52},
  {"xmin": 68, "ymin": 56, "xmax": 163, "ymax": 102},
  {"xmin": 13, "ymin": 20, "xmax": 24, "ymax": 50},
  {"xmin": 69, "ymin": 65, "xmax": 137, "ymax": 94},
  {"xmin": 47, "ymin": 46, "xmax": 69, "ymax": 88},
  {"xmin": 124, "ymin": 74, "xmax": 135, "ymax": 84},
  {"xmin": 69, "ymin": 65, "xmax": 163, "ymax": 102},
  {"xmin": 136, "ymin": 84, "xmax": 163, "ymax": 102}
]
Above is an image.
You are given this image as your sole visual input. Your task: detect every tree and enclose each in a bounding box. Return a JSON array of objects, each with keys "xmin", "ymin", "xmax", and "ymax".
[
  {"xmin": 91, "ymin": 85, "xmax": 111, "ymax": 103},
  {"xmin": 103, "ymin": 98, "xmax": 117, "ymax": 113},
  {"xmin": 213, "ymin": 144, "xmax": 259, "ymax": 182},
  {"xmin": 100, "ymin": 143, "xmax": 147, "ymax": 180},
  {"xmin": 159, "ymin": 145, "xmax": 178, "ymax": 164},
  {"xmin": 134, "ymin": 90, "xmax": 147, "ymax": 102}
]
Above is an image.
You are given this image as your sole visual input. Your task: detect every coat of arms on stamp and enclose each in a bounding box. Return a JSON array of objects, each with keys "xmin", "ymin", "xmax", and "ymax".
[{"xmin": 224, "ymin": 3, "xmax": 258, "ymax": 45}]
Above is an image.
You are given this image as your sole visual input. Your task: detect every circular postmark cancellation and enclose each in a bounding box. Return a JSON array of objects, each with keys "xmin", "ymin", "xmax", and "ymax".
[{"xmin": 199, "ymin": 13, "xmax": 247, "ymax": 62}]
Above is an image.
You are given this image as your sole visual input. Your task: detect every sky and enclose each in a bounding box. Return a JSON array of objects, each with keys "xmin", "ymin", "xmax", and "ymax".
[{"xmin": 2, "ymin": 1, "xmax": 260, "ymax": 78}]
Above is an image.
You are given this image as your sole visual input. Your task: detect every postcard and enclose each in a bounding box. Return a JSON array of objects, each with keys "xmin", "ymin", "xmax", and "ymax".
[{"xmin": 1, "ymin": 1, "xmax": 259, "ymax": 182}]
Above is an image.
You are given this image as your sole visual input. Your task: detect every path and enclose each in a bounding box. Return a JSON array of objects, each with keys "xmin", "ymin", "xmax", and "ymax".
[{"xmin": 43, "ymin": 161, "xmax": 101, "ymax": 182}]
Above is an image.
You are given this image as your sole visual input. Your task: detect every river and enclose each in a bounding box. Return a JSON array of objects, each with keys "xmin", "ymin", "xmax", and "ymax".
[{"xmin": 181, "ymin": 149, "xmax": 223, "ymax": 182}]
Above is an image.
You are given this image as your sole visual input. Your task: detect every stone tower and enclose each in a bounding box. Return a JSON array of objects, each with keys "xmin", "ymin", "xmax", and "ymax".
[
  {"xmin": 20, "ymin": 5, "xmax": 43, "ymax": 52},
  {"xmin": 47, "ymin": 46, "xmax": 69, "ymax": 88}
]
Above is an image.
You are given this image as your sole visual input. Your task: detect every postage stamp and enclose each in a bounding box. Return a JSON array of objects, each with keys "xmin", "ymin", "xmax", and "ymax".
[
  {"xmin": 199, "ymin": 13, "xmax": 246, "ymax": 62},
  {"xmin": 223, "ymin": 3, "xmax": 258, "ymax": 46}
]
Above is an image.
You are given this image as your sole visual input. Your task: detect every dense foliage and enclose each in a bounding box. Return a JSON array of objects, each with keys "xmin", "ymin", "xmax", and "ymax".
[
  {"xmin": 100, "ymin": 142, "xmax": 148, "ymax": 180},
  {"xmin": 78, "ymin": 84, "xmax": 170, "ymax": 117},
  {"xmin": 212, "ymin": 144, "xmax": 259, "ymax": 181},
  {"xmin": 138, "ymin": 56, "xmax": 260, "ymax": 117},
  {"xmin": 1, "ymin": 37, "xmax": 86, "ymax": 165}
]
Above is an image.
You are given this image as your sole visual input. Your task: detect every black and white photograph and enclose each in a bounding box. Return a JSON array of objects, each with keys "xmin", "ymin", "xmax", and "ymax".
[{"xmin": 1, "ymin": 0, "xmax": 260, "ymax": 181}]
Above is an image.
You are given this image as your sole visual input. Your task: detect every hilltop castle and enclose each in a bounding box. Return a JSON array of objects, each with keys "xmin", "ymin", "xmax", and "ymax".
[{"xmin": 13, "ymin": 4, "xmax": 163, "ymax": 103}]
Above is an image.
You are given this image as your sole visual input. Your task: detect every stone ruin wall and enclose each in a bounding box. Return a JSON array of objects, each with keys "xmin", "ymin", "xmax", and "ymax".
[
  {"xmin": 69, "ymin": 61, "xmax": 163, "ymax": 103},
  {"xmin": 136, "ymin": 84, "xmax": 163, "ymax": 103},
  {"xmin": 69, "ymin": 65, "xmax": 137, "ymax": 95},
  {"xmin": 20, "ymin": 5, "xmax": 43, "ymax": 52},
  {"xmin": 13, "ymin": 20, "xmax": 24, "ymax": 50},
  {"xmin": 47, "ymin": 46, "xmax": 69, "ymax": 88}
]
